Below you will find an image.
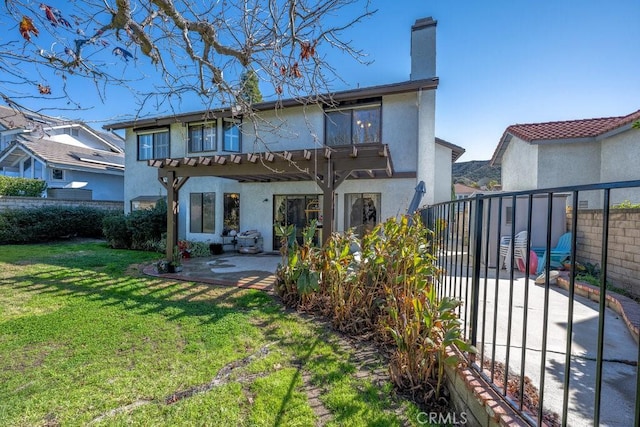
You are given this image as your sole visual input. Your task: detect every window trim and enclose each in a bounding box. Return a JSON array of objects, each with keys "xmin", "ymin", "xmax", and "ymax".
[
  {"xmin": 136, "ymin": 128, "xmax": 170, "ymax": 161},
  {"xmin": 189, "ymin": 192, "xmax": 216, "ymax": 234},
  {"xmin": 51, "ymin": 168, "xmax": 65, "ymax": 181},
  {"xmin": 324, "ymin": 102, "xmax": 382, "ymax": 147},
  {"xmin": 222, "ymin": 119, "xmax": 242, "ymax": 152},
  {"xmin": 187, "ymin": 121, "xmax": 217, "ymax": 153}
]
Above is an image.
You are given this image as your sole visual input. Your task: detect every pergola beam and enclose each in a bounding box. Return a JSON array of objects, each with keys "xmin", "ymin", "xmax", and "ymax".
[{"xmin": 149, "ymin": 143, "xmax": 394, "ymax": 248}]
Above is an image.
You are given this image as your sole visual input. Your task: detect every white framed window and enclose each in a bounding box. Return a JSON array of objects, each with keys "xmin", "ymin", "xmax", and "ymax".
[
  {"xmin": 52, "ymin": 168, "xmax": 65, "ymax": 180},
  {"xmin": 190, "ymin": 192, "xmax": 215, "ymax": 233},
  {"xmin": 63, "ymin": 128, "xmax": 80, "ymax": 137},
  {"xmin": 325, "ymin": 103, "xmax": 381, "ymax": 146},
  {"xmin": 223, "ymin": 119, "xmax": 241, "ymax": 152},
  {"xmin": 188, "ymin": 122, "xmax": 217, "ymax": 153},
  {"xmin": 137, "ymin": 129, "xmax": 170, "ymax": 160}
]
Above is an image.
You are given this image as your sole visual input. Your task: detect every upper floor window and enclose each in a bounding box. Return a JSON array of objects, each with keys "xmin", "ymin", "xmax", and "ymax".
[
  {"xmin": 63, "ymin": 128, "xmax": 79, "ymax": 137},
  {"xmin": 188, "ymin": 122, "xmax": 217, "ymax": 153},
  {"xmin": 325, "ymin": 104, "xmax": 381, "ymax": 146},
  {"xmin": 137, "ymin": 129, "xmax": 169, "ymax": 160},
  {"xmin": 223, "ymin": 119, "xmax": 241, "ymax": 152}
]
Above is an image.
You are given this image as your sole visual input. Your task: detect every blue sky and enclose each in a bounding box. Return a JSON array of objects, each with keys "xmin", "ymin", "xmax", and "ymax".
[
  {"xmin": 12, "ymin": 0, "xmax": 640, "ymax": 161},
  {"xmin": 332, "ymin": 0, "xmax": 640, "ymax": 160}
]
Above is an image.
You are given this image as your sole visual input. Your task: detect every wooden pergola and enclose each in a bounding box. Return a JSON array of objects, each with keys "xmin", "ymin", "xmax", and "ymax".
[{"xmin": 148, "ymin": 143, "xmax": 397, "ymax": 261}]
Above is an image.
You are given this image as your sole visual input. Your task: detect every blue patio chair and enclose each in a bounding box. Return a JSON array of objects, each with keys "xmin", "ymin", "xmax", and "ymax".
[{"xmin": 536, "ymin": 232, "xmax": 572, "ymax": 274}]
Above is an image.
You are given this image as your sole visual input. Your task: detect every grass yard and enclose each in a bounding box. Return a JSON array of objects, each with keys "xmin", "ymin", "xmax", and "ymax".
[{"xmin": 0, "ymin": 241, "xmax": 425, "ymax": 426}]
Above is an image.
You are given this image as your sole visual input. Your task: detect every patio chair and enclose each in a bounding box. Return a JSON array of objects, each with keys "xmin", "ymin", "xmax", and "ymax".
[
  {"xmin": 513, "ymin": 231, "xmax": 529, "ymax": 271},
  {"xmin": 499, "ymin": 230, "xmax": 527, "ymax": 270},
  {"xmin": 536, "ymin": 232, "xmax": 572, "ymax": 274}
]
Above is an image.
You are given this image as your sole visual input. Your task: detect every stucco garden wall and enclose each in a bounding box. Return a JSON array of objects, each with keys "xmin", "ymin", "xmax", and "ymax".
[{"xmin": 569, "ymin": 208, "xmax": 640, "ymax": 298}]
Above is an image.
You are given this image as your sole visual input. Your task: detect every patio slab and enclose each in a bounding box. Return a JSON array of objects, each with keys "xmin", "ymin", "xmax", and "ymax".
[{"xmin": 143, "ymin": 252, "xmax": 281, "ymax": 292}]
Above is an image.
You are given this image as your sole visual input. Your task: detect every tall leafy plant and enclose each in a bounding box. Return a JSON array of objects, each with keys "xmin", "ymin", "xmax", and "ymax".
[{"xmin": 274, "ymin": 220, "xmax": 321, "ymax": 307}]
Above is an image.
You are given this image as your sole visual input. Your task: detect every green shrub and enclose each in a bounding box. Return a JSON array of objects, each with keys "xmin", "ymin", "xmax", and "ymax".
[
  {"xmin": 0, "ymin": 176, "xmax": 47, "ymax": 197},
  {"xmin": 101, "ymin": 200, "xmax": 166, "ymax": 251},
  {"xmin": 102, "ymin": 214, "xmax": 131, "ymax": 249},
  {"xmin": 0, "ymin": 206, "xmax": 109, "ymax": 244},
  {"xmin": 188, "ymin": 241, "xmax": 211, "ymax": 257}
]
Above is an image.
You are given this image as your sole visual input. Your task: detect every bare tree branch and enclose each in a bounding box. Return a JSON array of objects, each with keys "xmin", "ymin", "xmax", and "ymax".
[{"xmin": 2, "ymin": 0, "xmax": 376, "ymax": 120}]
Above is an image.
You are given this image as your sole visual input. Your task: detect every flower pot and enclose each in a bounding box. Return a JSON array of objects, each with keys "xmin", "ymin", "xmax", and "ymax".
[{"xmin": 168, "ymin": 264, "xmax": 183, "ymax": 273}]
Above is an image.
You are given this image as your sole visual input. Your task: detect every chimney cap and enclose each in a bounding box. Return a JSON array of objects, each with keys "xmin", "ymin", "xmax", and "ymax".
[{"xmin": 412, "ymin": 17, "xmax": 437, "ymax": 31}]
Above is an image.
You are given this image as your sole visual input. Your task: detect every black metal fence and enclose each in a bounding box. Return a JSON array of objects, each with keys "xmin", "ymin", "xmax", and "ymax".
[{"xmin": 423, "ymin": 180, "xmax": 640, "ymax": 427}]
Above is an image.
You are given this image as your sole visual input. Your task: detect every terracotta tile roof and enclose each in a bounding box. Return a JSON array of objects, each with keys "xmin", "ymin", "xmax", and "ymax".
[
  {"xmin": 454, "ymin": 183, "xmax": 478, "ymax": 194},
  {"xmin": 507, "ymin": 109, "xmax": 640, "ymax": 142}
]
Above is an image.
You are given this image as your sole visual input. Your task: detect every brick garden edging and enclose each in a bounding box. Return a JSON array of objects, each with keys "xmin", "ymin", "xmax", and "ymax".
[
  {"xmin": 556, "ymin": 273, "xmax": 640, "ymax": 344},
  {"xmin": 444, "ymin": 348, "xmax": 532, "ymax": 427}
]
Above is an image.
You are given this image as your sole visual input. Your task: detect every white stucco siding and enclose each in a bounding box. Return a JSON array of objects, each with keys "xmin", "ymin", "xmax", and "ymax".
[
  {"xmin": 600, "ymin": 129, "xmax": 640, "ymax": 204},
  {"xmin": 501, "ymin": 136, "xmax": 538, "ymax": 191},
  {"xmin": 381, "ymin": 93, "xmax": 419, "ymax": 173},
  {"xmin": 123, "ymin": 128, "xmax": 167, "ymax": 214},
  {"xmin": 239, "ymin": 181, "xmax": 320, "ymax": 251},
  {"xmin": 537, "ymin": 141, "xmax": 600, "ymax": 188},
  {"xmin": 416, "ymin": 90, "xmax": 437, "ymax": 204},
  {"xmin": 180, "ymin": 177, "xmax": 241, "ymax": 242},
  {"xmin": 336, "ymin": 178, "xmax": 419, "ymax": 228},
  {"xmin": 243, "ymin": 106, "xmax": 324, "ymax": 152},
  {"xmin": 600, "ymin": 129, "xmax": 640, "ymax": 182},
  {"xmin": 434, "ymin": 144, "xmax": 452, "ymax": 203}
]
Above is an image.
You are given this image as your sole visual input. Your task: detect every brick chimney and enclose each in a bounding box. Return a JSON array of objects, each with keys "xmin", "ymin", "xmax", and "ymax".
[{"xmin": 410, "ymin": 17, "xmax": 437, "ymax": 80}]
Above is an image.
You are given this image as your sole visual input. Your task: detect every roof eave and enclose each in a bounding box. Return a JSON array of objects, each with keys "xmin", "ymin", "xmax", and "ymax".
[{"xmin": 103, "ymin": 78, "xmax": 439, "ymax": 130}]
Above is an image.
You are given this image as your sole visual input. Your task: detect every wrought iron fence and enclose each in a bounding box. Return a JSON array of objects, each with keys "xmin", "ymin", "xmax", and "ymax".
[{"xmin": 422, "ymin": 180, "xmax": 640, "ymax": 427}]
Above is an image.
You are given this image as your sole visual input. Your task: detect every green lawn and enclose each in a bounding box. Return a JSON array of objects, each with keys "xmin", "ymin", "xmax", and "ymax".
[{"xmin": 0, "ymin": 241, "xmax": 423, "ymax": 426}]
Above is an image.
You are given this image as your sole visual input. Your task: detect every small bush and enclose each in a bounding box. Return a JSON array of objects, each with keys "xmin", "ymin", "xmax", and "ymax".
[
  {"xmin": 0, "ymin": 176, "xmax": 47, "ymax": 197},
  {"xmin": 189, "ymin": 241, "xmax": 211, "ymax": 257}
]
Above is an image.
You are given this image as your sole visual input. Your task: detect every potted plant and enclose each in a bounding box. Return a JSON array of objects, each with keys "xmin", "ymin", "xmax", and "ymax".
[
  {"xmin": 169, "ymin": 246, "xmax": 183, "ymax": 273},
  {"xmin": 155, "ymin": 259, "xmax": 170, "ymax": 274}
]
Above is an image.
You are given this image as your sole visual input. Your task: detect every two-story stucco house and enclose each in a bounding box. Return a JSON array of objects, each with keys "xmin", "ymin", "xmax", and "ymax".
[
  {"xmin": 490, "ymin": 109, "xmax": 640, "ymax": 208},
  {"xmin": 105, "ymin": 17, "xmax": 465, "ymax": 256},
  {"xmin": 0, "ymin": 105, "xmax": 125, "ymax": 201}
]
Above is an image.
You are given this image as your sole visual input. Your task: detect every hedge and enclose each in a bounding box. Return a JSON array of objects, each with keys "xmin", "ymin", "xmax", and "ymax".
[
  {"xmin": 0, "ymin": 176, "xmax": 47, "ymax": 197},
  {"xmin": 102, "ymin": 199, "xmax": 167, "ymax": 251},
  {"xmin": 0, "ymin": 206, "xmax": 109, "ymax": 244}
]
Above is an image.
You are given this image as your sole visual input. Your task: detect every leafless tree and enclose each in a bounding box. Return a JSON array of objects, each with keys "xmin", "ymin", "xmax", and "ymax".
[{"xmin": 2, "ymin": 0, "xmax": 375, "ymax": 119}]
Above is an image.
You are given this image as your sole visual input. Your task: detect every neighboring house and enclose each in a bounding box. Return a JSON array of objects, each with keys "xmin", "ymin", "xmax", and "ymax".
[
  {"xmin": 454, "ymin": 183, "xmax": 478, "ymax": 201},
  {"xmin": 0, "ymin": 106, "xmax": 125, "ymax": 201},
  {"xmin": 490, "ymin": 109, "xmax": 640, "ymax": 208},
  {"xmin": 105, "ymin": 17, "xmax": 465, "ymax": 255}
]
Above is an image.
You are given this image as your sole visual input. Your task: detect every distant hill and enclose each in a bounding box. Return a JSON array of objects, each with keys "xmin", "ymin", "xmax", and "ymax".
[{"xmin": 452, "ymin": 160, "xmax": 501, "ymax": 187}]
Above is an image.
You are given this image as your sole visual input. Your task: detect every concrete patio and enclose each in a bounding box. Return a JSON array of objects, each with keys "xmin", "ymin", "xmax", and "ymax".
[{"xmin": 143, "ymin": 252, "xmax": 282, "ymax": 292}]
